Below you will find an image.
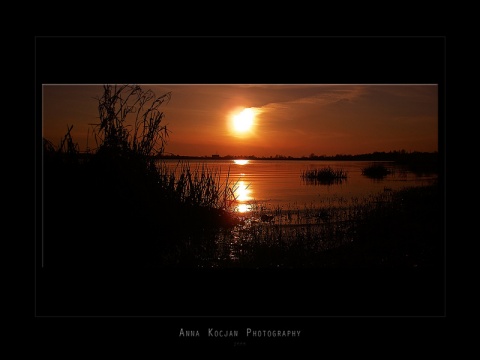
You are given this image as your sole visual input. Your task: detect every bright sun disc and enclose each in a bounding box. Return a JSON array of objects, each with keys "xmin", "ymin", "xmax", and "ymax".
[{"xmin": 233, "ymin": 108, "xmax": 254, "ymax": 133}]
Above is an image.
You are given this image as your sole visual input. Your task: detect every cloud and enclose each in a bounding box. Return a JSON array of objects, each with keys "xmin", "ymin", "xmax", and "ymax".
[{"xmin": 257, "ymin": 86, "xmax": 366, "ymax": 112}]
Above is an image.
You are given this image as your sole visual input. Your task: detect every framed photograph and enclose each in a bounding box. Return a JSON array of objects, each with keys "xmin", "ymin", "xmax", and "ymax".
[{"xmin": 34, "ymin": 36, "xmax": 446, "ymax": 349}]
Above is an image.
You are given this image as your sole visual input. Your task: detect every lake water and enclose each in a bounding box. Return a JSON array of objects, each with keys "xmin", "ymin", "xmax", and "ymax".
[
  {"xmin": 155, "ymin": 159, "xmax": 438, "ymax": 266},
  {"xmin": 159, "ymin": 159, "xmax": 437, "ymax": 213}
]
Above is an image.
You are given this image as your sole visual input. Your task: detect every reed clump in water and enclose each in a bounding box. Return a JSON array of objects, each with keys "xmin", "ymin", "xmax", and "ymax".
[
  {"xmin": 361, "ymin": 163, "xmax": 392, "ymax": 179},
  {"xmin": 301, "ymin": 167, "xmax": 348, "ymax": 185}
]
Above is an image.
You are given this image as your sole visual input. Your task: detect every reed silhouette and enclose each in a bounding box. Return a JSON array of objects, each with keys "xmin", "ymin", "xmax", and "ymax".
[
  {"xmin": 210, "ymin": 182, "xmax": 441, "ymax": 268},
  {"xmin": 301, "ymin": 167, "xmax": 347, "ymax": 185},
  {"xmin": 43, "ymin": 85, "xmax": 238, "ymax": 268},
  {"xmin": 361, "ymin": 163, "xmax": 392, "ymax": 179}
]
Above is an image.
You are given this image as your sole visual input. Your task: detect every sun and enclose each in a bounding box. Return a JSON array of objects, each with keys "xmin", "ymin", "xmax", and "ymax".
[{"xmin": 232, "ymin": 108, "xmax": 255, "ymax": 133}]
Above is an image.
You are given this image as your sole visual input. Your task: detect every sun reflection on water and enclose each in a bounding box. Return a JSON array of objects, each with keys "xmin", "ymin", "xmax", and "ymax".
[
  {"xmin": 234, "ymin": 180, "xmax": 252, "ymax": 213},
  {"xmin": 236, "ymin": 180, "xmax": 251, "ymax": 201},
  {"xmin": 233, "ymin": 159, "xmax": 249, "ymax": 165},
  {"xmin": 237, "ymin": 204, "xmax": 251, "ymax": 213}
]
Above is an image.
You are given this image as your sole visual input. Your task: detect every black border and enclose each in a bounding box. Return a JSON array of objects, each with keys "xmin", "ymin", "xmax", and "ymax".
[{"xmin": 34, "ymin": 36, "xmax": 446, "ymax": 348}]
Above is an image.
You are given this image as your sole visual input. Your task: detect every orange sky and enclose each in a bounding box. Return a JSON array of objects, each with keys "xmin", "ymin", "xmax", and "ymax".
[{"xmin": 43, "ymin": 84, "xmax": 438, "ymax": 157}]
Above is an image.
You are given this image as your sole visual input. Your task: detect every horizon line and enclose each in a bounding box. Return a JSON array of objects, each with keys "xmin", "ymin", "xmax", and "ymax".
[{"xmin": 154, "ymin": 150, "xmax": 438, "ymax": 158}]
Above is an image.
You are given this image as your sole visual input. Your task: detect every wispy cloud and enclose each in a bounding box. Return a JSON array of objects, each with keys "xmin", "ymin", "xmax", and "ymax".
[{"xmin": 257, "ymin": 86, "xmax": 366, "ymax": 113}]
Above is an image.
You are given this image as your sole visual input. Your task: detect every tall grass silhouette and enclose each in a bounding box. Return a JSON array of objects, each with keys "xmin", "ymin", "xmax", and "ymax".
[{"xmin": 43, "ymin": 85, "xmax": 238, "ymax": 268}]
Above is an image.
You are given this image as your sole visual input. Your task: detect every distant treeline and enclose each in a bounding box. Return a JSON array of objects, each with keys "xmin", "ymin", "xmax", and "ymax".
[
  {"xmin": 155, "ymin": 150, "xmax": 439, "ymax": 175},
  {"xmin": 156, "ymin": 150, "xmax": 438, "ymax": 162}
]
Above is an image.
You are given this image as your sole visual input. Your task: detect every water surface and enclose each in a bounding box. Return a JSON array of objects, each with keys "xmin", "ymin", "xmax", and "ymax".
[{"xmin": 160, "ymin": 159, "xmax": 437, "ymax": 212}]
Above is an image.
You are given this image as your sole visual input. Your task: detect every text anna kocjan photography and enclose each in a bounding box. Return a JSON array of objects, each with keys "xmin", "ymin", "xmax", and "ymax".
[{"xmin": 179, "ymin": 328, "xmax": 302, "ymax": 338}]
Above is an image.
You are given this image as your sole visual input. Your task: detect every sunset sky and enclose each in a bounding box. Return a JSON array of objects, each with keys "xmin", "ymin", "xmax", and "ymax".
[{"xmin": 43, "ymin": 84, "xmax": 438, "ymax": 157}]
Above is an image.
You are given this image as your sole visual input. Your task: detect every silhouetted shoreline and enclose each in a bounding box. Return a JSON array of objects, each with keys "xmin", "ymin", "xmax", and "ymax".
[{"xmin": 155, "ymin": 150, "xmax": 438, "ymax": 163}]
